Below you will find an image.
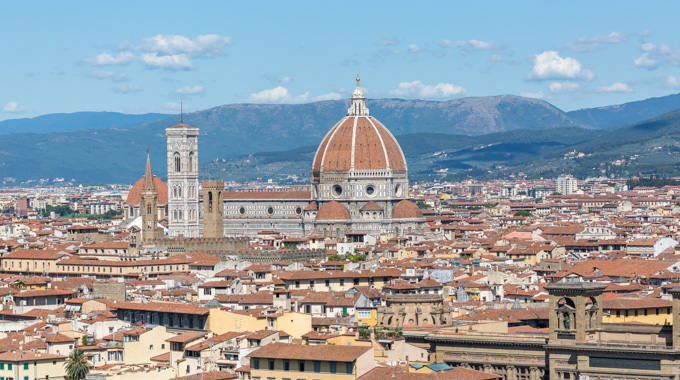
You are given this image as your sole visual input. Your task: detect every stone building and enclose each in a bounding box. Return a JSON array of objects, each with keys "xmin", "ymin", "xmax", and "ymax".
[
  {"xmin": 166, "ymin": 121, "xmax": 200, "ymax": 237},
  {"xmin": 202, "ymin": 180, "xmax": 225, "ymax": 239},
  {"xmin": 125, "ymin": 77, "xmax": 427, "ymax": 241},
  {"xmin": 404, "ymin": 281, "xmax": 680, "ymax": 380}
]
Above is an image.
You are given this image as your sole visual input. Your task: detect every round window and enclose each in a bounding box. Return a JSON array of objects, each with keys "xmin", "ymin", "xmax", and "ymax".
[
  {"xmin": 295, "ymin": 207, "xmax": 302, "ymax": 216},
  {"xmin": 395, "ymin": 185, "xmax": 403, "ymax": 197},
  {"xmin": 332, "ymin": 185, "xmax": 343, "ymax": 197},
  {"xmin": 238, "ymin": 206, "xmax": 246, "ymax": 215},
  {"xmin": 266, "ymin": 206, "xmax": 274, "ymax": 216},
  {"xmin": 366, "ymin": 185, "xmax": 375, "ymax": 196}
]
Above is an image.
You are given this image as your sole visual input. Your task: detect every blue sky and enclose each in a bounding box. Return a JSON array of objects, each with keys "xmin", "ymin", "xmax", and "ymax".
[{"xmin": 1, "ymin": 1, "xmax": 679, "ymax": 121}]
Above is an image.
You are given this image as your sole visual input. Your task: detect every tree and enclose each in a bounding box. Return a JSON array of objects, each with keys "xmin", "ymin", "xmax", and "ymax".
[
  {"xmin": 64, "ymin": 349, "xmax": 89, "ymax": 380},
  {"xmin": 514, "ymin": 210, "xmax": 532, "ymax": 217},
  {"xmin": 81, "ymin": 335, "xmax": 88, "ymax": 345}
]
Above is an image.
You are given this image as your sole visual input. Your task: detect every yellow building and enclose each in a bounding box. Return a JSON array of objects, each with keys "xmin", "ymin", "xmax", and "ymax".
[
  {"xmin": 207, "ymin": 309, "xmax": 312, "ymax": 339},
  {"xmin": 0, "ymin": 351, "xmax": 66, "ymax": 380},
  {"xmin": 121, "ymin": 325, "xmax": 175, "ymax": 365},
  {"xmin": 602, "ymin": 297, "xmax": 672, "ymax": 325},
  {"xmin": 247, "ymin": 342, "xmax": 375, "ymax": 380}
]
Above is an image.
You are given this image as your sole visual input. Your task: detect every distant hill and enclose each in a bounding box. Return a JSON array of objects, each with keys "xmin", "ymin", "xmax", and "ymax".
[
  {"xmin": 0, "ymin": 112, "xmax": 171, "ymax": 134},
  {"xmin": 2, "ymin": 92, "xmax": 680, "ymax": 184},
  {"xmin": 204, "ymin": 109, "xmax": 680, "ymax": 182},
  {"xmin": 566, "ymin": 92, "xmax": 680, "ymax": 129},
  {"xmin": 0, "ymin": 95, "xmax": 589, "ymax": 183}
]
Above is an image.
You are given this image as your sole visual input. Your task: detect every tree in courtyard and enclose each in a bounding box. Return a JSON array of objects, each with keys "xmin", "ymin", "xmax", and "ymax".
[{"xmin": 64, "ymin": 349, "xmax": 89, "ymax": 380}]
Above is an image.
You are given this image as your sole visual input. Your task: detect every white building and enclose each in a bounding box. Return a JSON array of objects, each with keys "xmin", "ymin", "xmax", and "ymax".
[
  {"xmin": 166, "ymin": 122, "xmax": 201, "ymax": 237},
  {"xmin": 556, "ymin": 174, "xmax": 578, "ymax": 195}
]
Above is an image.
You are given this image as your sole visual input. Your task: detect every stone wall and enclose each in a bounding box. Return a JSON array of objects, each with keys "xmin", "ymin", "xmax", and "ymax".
[{"xmin": 93, "ymin": 281, "xmax": 126, "ymax": 302}]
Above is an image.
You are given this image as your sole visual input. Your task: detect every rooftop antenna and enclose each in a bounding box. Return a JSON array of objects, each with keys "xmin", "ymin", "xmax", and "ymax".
[{"xmin": 180, "ymin": 102, "xmax": 183, "ymax": 124}]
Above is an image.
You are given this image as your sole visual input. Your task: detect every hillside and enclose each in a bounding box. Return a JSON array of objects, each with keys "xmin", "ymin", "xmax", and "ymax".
[
  {"xmin": 0, "ymin": 112, "xmax": 170, "ymax": 134},
  {"xmin": 1, "ymin": 92, "xmax": 680, "ymax": 185},
  {"xmin": 0, "ymin": 95, "xmax": 587, "ymax": 184},
  {"xmin": 566, "ymin": 92, "xmax": 680, "ymax": 129}
]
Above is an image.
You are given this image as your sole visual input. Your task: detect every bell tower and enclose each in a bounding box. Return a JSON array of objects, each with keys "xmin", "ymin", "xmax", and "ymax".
[
  {"xmin": 202, "ymin": 180, "xmax": 224, "ymax": 238},
  {"xmin": 545, "ymin": 282, "xmax": 606, "ymax": 344},
  {"xmin": 166, "ymin": 120, "xmax": 200, "ymax": 237},
  {"xmin": 141, "ymin": 153, "xmax": 159, "ymax": 244}
]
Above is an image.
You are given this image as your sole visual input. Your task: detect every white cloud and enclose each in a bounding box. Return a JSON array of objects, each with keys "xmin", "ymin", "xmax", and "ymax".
[
  {"xmin": 171, "ymin": 85, "xmax": 205, "ymax": 96},
  {"xmin": 89, "ymin": 70, "xmax": 129, "ymax": 82},
  {"xmin": 408, "ymin": 44, "xmax": 421, "ymax": 53},
  {"xmin": 2, "ymin": 101, "xmax": 26, "ymax": 113},
  {"xmin": 566, "ymin": 32, "xmax": 628, "ymax": 52},
  {"xmin": 83, "ymin": 52, "xmax": 134, "ymax": 66},
  {"xmin": 139, "ymin": 34, "xmax": 232, "ymax": 58},
  {"xmin": 658, "ymin": 74, "xmax": 680, "ymax": 89},
  {"xmin": 379, "ymin": 48, "xmax": 402, "ymax": 56},
  {"xmin": 596, "ymin": 82, "xmax": 633, "ymax": 93},
  {"xmin": 549, "ymin": 81, "xmax": 581, "ymax": 94},
  {"xmin": 140, "ymin": 53, "xmax": 194, "ymax": 70},
  {"xmin": 490, "ymin": 53, "xmax": 503, "ymax": 62},
  {"xmin": 389, "ymin": 80, "xmax": 467, "ymax": 98},
  {"xmin": 280, "ymin": 76, "xmax": 292, "ymax": 85},
  {"xmin": 312, "ymin": 92, "xmax": 342, "ymax": 101},
  {"xmin": 248, "ymin": 86, "xmax": 309, "ymax": 103},
  {"xmin": 439, "ymin": 39, "xmax": 499, "ymax": 54},
  {"xmin": 633, "ymin": 43, "xmax": 680, "ymax": 70},
  {"xmin": 376, "ymin": 36, "xmax": 399, "ymax": 46},
  {"xmin": 520, "ymin": 91, "xmax": 544, "ymax": 99},
  {"xmin": 528, "ymin": 51, "xmax": 595, "ymax": 81},
  {"xmin": 633, "ymin": 53, "xmax": 660, "ymax": 69},
  {"xmin": 113, "ymin": 84, "xmax": 142, "ymax": 94}
]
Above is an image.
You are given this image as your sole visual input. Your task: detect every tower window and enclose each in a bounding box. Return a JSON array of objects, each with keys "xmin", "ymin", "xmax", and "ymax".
[
  {"xmin": 208, "ymin": 192, "xmax": 213, "ymax": 212},
  {"xmin": 174, "ymin": 153, "xmax": 181, "ymax": 173},
  {"xmin": 188, "ymin": 152, "xmax": 194, "ymax": 172},
  {"xmin": 266, "ymin": 207, "xmax": 274, "ymax": 216}
]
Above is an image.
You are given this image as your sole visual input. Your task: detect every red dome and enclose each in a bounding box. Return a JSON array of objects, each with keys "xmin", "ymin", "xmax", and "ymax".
[
  {"xmin": 126, "ymin": 176, "xmax": 168, "ymax": 206},
  {"xmin": 392, "ymin": 200, "xmax": 424, "ymax": 219},
  {"xmin": 315, "ymin": 201, "xmax": 351, "ymax": 221},
  {"xmin": 312, "ymin": 116, "xmax": 407, "ymax": 178}
]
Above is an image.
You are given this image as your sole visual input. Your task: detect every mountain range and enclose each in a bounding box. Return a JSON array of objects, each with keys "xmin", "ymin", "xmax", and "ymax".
[{"xmin": 0, "ymin": 92, "xmax": 679, "ymax": 184}]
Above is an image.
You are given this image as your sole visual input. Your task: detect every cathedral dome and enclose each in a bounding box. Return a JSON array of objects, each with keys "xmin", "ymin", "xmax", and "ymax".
[
  {"xmin": 316, "ymin": 201, "xmax": 351, "ymax": 221},
  {"xmin": 126, "ymin": 176, "xmax": 168, "ymax": 206},
  {"xmin": 311, "ymin": 77, "xmax": 407, "ymax": 184},
  {"xmin": 392, "ymin": 200, "xmax": 424, "ymax": 219}
]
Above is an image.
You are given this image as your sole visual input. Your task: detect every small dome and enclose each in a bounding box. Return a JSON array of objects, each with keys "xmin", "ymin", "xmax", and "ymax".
[
  {"xmin": 126, "ymin": 176, "xmax": 168, "ymax": 206},
  {"xmin": 392, "ymin": 200, "xmax": 424, "ymax": 219},
  {"xmin": 316, "ymin": 201, "xmax": 351, "ymax": 221}
]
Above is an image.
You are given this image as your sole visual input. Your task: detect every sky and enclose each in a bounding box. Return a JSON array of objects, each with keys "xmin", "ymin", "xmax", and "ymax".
[{"xmin": 1, "ymin": 1, "xmax": 680, "ymax": 121}]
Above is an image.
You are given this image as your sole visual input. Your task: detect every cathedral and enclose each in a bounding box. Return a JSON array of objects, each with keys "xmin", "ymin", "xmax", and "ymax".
[{"xmin": 125, "ymin": 77, "xmax": 428, "ymax": 240}]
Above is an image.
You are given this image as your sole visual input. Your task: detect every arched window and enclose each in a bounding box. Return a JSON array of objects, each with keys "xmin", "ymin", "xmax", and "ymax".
[
  {"xmin": 174, "ymin": 153, "xmax": 181, "ymax": 173},
  {"xmin": 147, "ymin": 205, "xmax": 151, "ymax": 215},
  {"xmin": 208, "ymin": 192, "xmax": 213, "ymax": 212},
  {"xmin": 188, "ymin": 152, "xmax": 194, "ymax": 172}
]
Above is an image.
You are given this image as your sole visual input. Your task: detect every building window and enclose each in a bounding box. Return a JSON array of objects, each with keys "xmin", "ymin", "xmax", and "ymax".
[
  {"xmin": 268, "ymin": 360, "xmax": 274, "ymax": 370},
  {"xmin": 330, "ymin": 362, "xmax": 336, "ymax": 374},
  {"xmin": 357, "ymin": 309, "xmax": 371, "ymax": 319},
  {"xmin": 252, "ymin": 359, "xmax": 259, "ymax": 370},
  {"xmin": 298, "ymin": 361, "xmax": 305, "ymax": 372},
  {"xmin": 346, "ymin": 363, "xmax": 353, "ymax": 374},
  {"xmin": 283, "ymin": 360, "xmax": 290, "ymax": 371},
  {"xmin": 23, "ymin": 364, "xmax": 28, "ymax": 370},
  {"xmin": 314, "ymin": 361, "xmax": 320, "ymax": 373},
  {"xmin": 325, "ymin": 280, "xmax": 330, "ymax": 287},
  {"xmin": 174, "ymin": 153, "xmax": 181, "ymax": 173}
]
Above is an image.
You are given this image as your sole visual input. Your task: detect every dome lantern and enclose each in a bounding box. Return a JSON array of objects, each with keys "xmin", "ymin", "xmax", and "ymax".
[{"xmin": 347, "ymin": 75, "xmax": 369, "ymax": 116}]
